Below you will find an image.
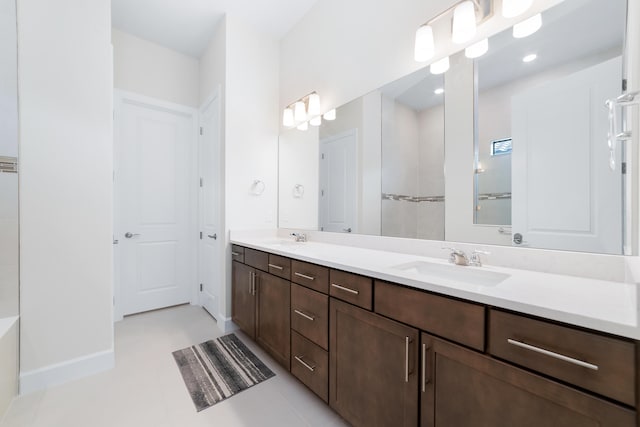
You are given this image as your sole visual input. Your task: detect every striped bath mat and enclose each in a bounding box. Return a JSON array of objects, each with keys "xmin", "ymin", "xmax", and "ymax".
[{"xmin": 173, "ymin": 333, "xmax": 275, "ymax": 411}]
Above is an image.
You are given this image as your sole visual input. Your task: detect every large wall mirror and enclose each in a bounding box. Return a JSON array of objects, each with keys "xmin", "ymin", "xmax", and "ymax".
[
  {"xmin": 0, "ymin": 0, "xmax": 19, "ymax": 317},
  {"xmin": 278, "ymin": 0, "xmax": 632, "ymax": 255}
]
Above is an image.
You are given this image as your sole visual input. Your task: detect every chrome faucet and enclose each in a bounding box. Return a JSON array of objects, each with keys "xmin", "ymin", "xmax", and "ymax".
[
  {"xmin": 443, "ymin": 247, "xmax": 469, "ymax": 266},
  {"xmin": 290, "ymin": 232, "xmax": 307, "ymax": 242},
  {"xmin": 469, "ymin": 249, "xmax": 490, "ymax": 267}
]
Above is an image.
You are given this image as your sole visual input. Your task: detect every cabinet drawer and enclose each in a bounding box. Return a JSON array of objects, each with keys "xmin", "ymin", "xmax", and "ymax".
[
  {"xmin": 329, "ymin": 270, "xmax": 372, "ymax": 310},
  {"xmin": 231, "ymin": 245, "xmax": 245, "ymax": 263},
  {"xmin": 489, "ymin": 309, "xmax": 636, "ymax": 406},
  {"xmin": 375, "ymin": 281, "xmax": 485, "ymax": 351},
  {"xmin": 291, "ymin": 260, "xmax": 329, "ymax": 294},
  {"xmin": 291, "ymin": 331, "xmax": 329, "ymax": 403},
  {"xmin": 291, "ymin": 284, "xmax": 329, "ymax": 350},
  {"xmin": 268, "ymin": 254, "xmax": 291, "ymax": 280},
  {"xmin": 245, "ymin": 248, "xmax": 268, "ymax": 271}
]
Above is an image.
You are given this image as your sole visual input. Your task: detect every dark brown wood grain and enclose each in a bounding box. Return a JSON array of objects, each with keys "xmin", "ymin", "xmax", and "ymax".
[
  {"xmin": 244, "ymin": 247, "xmax": 268, "ymax": 271},
  {"xmin": 375, "ymin": 280, "xmax": 485, "ymax": 351},
  {"xmin": 329, "ymin": 270, "xmax": 372, "ymax": 310},
  {"xmin": 291, "ymin": 331, "xmax": 329, "ymax": 403},
  {"xmin": 421, "ymin": 333, "xmax": 635, "ymax": 427},
  {"xmin": 489, "ymin": 309, "xmax": 636, "ymax": 406},
  {"xmin": 232, "ymin": 260, "xmax": 255, "ymax": 338},
  {"xmin": 291, "ymin": 260, "xmax": 329, "ymax": 294},
  {"xmin": 291, "ymin": 283, "xmax": 329, "ymax": 350},
  {"xmin": 255, "ymin": 271, "xmax": 291, "ymax": 370},
  {"xmin": 267, "ymin": 253, "xmax": 291, "ymax": 280},
  {"xmin": 231, "ymin": 244, "xmax": 245, "ymax": 263},
  {"xmin": 330, "ymin": 298, "xmax": 418, "ymax": 427}
]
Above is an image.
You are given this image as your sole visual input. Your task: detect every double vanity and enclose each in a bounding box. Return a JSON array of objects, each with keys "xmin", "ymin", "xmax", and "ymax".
[{"xmin": 230, "ymin": 233, "xmax": 639, "ymax": 426}]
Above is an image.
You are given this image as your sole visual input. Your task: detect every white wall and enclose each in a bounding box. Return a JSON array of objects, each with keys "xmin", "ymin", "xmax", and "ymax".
[
  {"xmin": 0, "ymin": 0, "xmax": 17, "ymax": 158},
  {"xmin": 199, "ymin": 18, "xmax": 226, "ymax": 106},
  {"xmin": 0, "ymin": 319, "xmax": 17, "ymax": 417},
  {"xmin": 18, "ymin": 0, "xmax": 114, "ymax": 387},
  {"xmin": 112, "ymin": 28, "xmax": 199, "ymax": 107},
  {"xmin": 222, "ymin": 15, "xmax": 280, "ymax": 319}
]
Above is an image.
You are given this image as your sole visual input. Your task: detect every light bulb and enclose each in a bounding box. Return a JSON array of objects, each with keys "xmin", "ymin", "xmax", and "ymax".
[
  {"xmin": 452, "ymin": 1, "xmax": 477, "ymax": 44},
  {"xmin": 310, "ymin": 116, "xmax": 322, "ymax": 126},
  {"xmin": 434, "ymin": 88, "xmax": 444, "ymax": 95},
  {"xmin": 323, "ymin": 109, "xmax": 336, "ymax": 121},
  {"xmin": 282, "ymin": 107, "xmax": 294, "ymax": 127},
  {"xmin": 308, "ymin": 93, "xmax": 321, "ymax": 116},
  {"xmin": 522, "ymin": 53, "xmax": 537, "ymax": 63},
  {"xmin": 502, "ymin": 0, "xmax": 533, "ymax": 18},
  {"xmin": 465, "ymin": 38, "xmax": 489, "ymax": 59},
  {"xmin": 513, "ymin": 13, "xmax": 542, "ymax": 38},
  {"xmin": 414, "ymin": 25, "xmax": 435, "ymax": 62},
  {"xmin": 294, "ymin": 101, "xmax": 307, "ymax": 122},
  {"xmin": 430, "ymin": 56, "xmax": 450, "ymax": 75},
  {"xmin": 297, "ymin": 121, "xmax": 308, "ymax": 131}
]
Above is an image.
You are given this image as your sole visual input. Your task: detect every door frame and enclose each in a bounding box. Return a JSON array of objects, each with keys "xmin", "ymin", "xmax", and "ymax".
[
  {"xmin": 198, "ymin": 87, "xmax": 223, "ymax": 319},
  {"xmin": 113, "ymin": 89, "xmax": 199, "ymax": 322}
]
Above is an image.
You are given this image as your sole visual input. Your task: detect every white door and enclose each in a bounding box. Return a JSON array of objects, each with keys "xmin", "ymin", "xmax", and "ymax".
[
  {"xmin": 198, "ymin": 91, "xmax": 221, "ymax": 319},
  {"xmin": 115, "ymin": 92, "xmax": 197, "ymax": 316},
  {"xmin": 511, "ymin": 57, "xmax": 622, "ymax": 254},
  {"xmin": 319, "ymin": 129, "xmax": 357, "ymax": 233}
]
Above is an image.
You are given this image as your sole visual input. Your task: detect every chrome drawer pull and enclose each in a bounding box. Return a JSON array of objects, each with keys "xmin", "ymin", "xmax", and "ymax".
[
  {"xmin": 231, "ymin": 251, "xmax": 241, "ymax": 256},
  {"xmin": 405, "ymin": 337, "xmax": 410, "ymax": 382},
  {"xmin": 294, "ymin": 272, "xmax": 315, "ymax": 281},
  {"xmin": 294, "ymin": 309, "xmax": 315, "ymax": 321},
  {"xmin": 268, "ymin": 263, "xmax": 284, "ymax": 270},
  {"xmin": 294, "ymin": 356, "xmax": 316, "ymax": 372},
  {"xmin": 507, "ymin": 339, "xmax": 599, "ymax": 371},
  {"xmin": 422, "ymin": 343, "xmax": 427, "ymax": 392},
  {"xmin": 331, "ymin": 283, "xmax": 359, "ymax": 295}
]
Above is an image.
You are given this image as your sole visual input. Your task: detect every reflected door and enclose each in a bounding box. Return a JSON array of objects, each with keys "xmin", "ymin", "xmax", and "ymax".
[
  {"xmin": 319, "ymin": 130, "xmax": 357, "ymax": 233},
  {"xmin": 116, "ymin": 93, "xmax": 196, "ymax": 316},
  {"xmin": 511, "ymin": 57, "xmax": 622, "ymax": 253}
]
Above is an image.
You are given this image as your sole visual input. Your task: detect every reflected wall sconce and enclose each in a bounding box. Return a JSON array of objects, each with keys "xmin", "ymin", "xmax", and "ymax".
[
  {"xmin": 283, "ymin": 91, "xmax": 335, "ymax": 131},
  {"xmin": 414, "ymin": 0, "xmax": 538, "ymax": 66}
]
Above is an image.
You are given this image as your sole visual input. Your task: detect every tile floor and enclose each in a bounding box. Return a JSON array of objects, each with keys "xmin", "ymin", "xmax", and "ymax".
[{"xmin": 0, "ymin": 305, "xmax": 348, "ymax": 427}]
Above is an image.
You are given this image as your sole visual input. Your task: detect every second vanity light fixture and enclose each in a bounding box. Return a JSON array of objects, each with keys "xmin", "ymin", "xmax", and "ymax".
[
  {"xmin": 282, "ymin": 91, "xmax": 336, "ymax": 131},
  {"xmin": 415, "ymin": 0, "xmax": 539, "ymax": 70}
]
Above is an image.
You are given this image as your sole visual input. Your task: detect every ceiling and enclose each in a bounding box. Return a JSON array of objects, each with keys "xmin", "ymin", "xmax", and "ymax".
[{"xmin": 111, "ymin": 0, "xmax": 319, "ymax": 58}]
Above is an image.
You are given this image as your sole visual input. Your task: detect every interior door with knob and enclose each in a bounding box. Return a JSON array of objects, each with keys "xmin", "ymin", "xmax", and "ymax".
[
  {"xmin": 115, "ymin": 91, "xmax": 197, "ymax": 317},
  {"xmin": 319, "ymin": 129, "xmax": 357, "ymax": 233},
  {"xmin": 198, "ymin": 91, "xmax": 221, "ymax": 319}
]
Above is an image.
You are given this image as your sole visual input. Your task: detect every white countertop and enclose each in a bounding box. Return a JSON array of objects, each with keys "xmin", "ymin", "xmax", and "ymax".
[{"xmin": 230, "ymin": 236, "xmax": 640, "ymax": 340}]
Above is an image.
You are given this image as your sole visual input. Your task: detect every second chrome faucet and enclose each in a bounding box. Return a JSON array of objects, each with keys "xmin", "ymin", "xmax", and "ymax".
[{"xmin": 443, "ymin": 247, "xmax": 490, "ymax": 267}]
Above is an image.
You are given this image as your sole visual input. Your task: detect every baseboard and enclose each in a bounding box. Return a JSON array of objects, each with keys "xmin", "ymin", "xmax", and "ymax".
[
  {"xmin": 217, "ymin": 316, "xmax": 238, "ymax": 334},
  {"xmin": 19, "ymin": 349, "xmax": 114, "ymax": 395}
]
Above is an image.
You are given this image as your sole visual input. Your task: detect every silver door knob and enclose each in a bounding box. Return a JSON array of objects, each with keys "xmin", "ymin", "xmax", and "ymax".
[
  {"xmin": 207, "ymin": 234, "xmax": 217, "ymax": 240},
  {"xmin": 343, "ymin": 228, "xmax": 352, "ymax": 233},
  {"xmin": 124, "ymin": 232, "xmax": 141, "ymax": 238}
]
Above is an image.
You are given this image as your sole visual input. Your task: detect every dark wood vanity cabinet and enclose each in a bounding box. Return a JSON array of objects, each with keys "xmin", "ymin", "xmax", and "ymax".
[
  {"xmin": 232, "ymin": 245, "xmax": 639, "ymax": 427},
  {"xmin": 421, "ymin": 333, "xmax": 635, "ymax": 427},
  {"xmin": 231, "ymin": 249, "xmax": 291, "ymax": 369},
  {"xmin": 329, "ymin": 298, "xmax": 419, "ymax": 427}
]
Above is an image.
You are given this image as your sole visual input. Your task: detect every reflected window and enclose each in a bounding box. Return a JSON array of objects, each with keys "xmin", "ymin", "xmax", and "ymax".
[{"xmin": 490, "ymin": 138, "xmax": 512, "ymax": 156}]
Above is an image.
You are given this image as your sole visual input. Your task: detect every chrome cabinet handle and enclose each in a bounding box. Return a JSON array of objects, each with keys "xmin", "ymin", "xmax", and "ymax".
[
  {"xmin": 422, "ymin": 343, "xmax": 427, "ymax": 392},
  {"xmin": 268, "ymin": 263, "xmax": 284, "ymax": 270},
  {"xmin": 253, "ymin": 273, "xmax": 258, "ymax": 295},
  {"xmin": 294, "ymin": 309, "xmax": 315, "ymax": 321},
  {"xmin": 294, "ymin": 356, "xmax": 316, "ymax": 372},
  {"xmin": 294, "ymin": 272, "xmax": 315, "ymax": 281},
  {"xmin": 249, "ymin": 272, "xmax": 254, "ymax": 295},
  {"xmin": 331, "ymin": 283, "xmax": 359, "ymax": 295},
  {"xmin": 405, "ymin": 337, "xmax": 410, "ymax": 383},
  {"xmin": 507, "ymin": 339, "xmax": 599, "ymax": 371},
  {"xmin": 231, "ymin": 251, "xmax": 241, "ymax": 256}
]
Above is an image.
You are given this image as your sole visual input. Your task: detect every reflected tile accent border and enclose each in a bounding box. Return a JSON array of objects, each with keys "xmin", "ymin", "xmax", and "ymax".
[{"xmin": 173, "ymin": 333, "xmax": 275, "ymax": 412}]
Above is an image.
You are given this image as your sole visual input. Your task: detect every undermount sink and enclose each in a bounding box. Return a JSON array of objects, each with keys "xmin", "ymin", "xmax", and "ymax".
[
  {"xmin": 261, "ymin": 239, "xmax": 303, "ymax": 248},
  {"xmin": 391, "ymin": 260, "xmax": 510, "ymax": 287}
]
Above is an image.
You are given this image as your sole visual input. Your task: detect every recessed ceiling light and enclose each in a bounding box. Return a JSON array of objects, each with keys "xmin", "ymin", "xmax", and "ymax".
[
  {"xmin": 434, "ymin": 88, "xmax": 444, "ymax": 95},
  {"xmin": 522, "ymin": 54, "xmax": 537, "ymax": 63}
]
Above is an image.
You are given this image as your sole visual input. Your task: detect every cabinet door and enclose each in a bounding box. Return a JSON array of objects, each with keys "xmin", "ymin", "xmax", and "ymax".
[
  {"xmin": 330, "ymin": 298, "xmax": 419, "ymax": 427},
  {"xmin": 256, "ymin": 271, "xmax": 290, "ymax": 369},
  {"xmin": 232, "ymin": 261, "xmax": 255, "ymax": 338},
  {"xmin": 420, "ymin": 333, "xmax": 635, "ymax": 427}
]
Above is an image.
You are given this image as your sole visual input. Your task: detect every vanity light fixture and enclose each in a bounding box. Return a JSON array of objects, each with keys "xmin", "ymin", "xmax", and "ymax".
[
  {"xmin": 434, "ymin": 87, "xmax": 445, "ymax": 95},
  {"xmin": 465, "ymin": 38, "xmax": 489, "ymax": 58},
  {"xmin": 430, "ymin": 56, "xmax": 450, "ymax": 75},
  {"xmin": 513, "ymin": 13, "xmax": 542, "ymax": 38},
  {"xmin": 414, "ymin": 0, "xmax": 492, "ymax": 63},
  {"xmin": 323, "ymin": 108, "xmax": 336, "ymax": 121},
  {"xmin": 282, "ymin": 91, "xmax": 326, "ymax": 129},
  {"xmin": 502, "ymin": 0, "xmax": 533, "ymax": 18},
  {"xmin": 522, "ymin": 53, "xmax": 537, "ymax": 63}
]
